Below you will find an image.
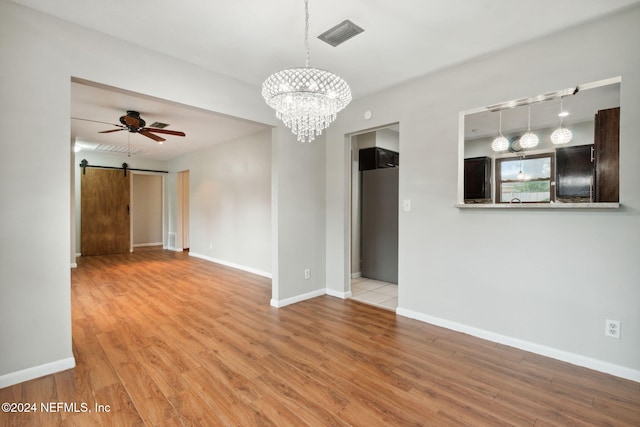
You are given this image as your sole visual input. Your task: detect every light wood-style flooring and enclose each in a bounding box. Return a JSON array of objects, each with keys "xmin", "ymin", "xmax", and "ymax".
[{"xmin": 1, "ymin": 248, "xmax": 638, "ymax": 426}]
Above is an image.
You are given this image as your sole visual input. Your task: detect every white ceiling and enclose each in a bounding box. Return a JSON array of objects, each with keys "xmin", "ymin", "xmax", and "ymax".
[
  {"xmin": 11, "ymin": 0, "xmax": 640, "ymax": 161},
  {"xmin": 70, "ymin": 80, "xmax": 268, "ymax": 161}
]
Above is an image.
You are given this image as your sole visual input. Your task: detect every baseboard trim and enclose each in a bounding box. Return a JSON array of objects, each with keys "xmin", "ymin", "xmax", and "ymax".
[
  {"xmin": 133, "ymin": 242, "xmax": 163, "ymax": 248},
  {"xmin": 270, "ymin": 288, "xmax": 326, "ymax": 308},
  {"xmin": 0, "ymin": 357, "xmax": 76, "ymax": 388},
  {"xmin": 351, "ymin": 272, "xmax": 362, "ymax": 279},
  {"xmin": 326, "ymin": 288, "xmax": 352, "ymax": 299},
  {"xmin": 189, "ymin": 252, "xmax": 272, "ymax": 279},
  {"xmin": 396, "ymin": 307, "xmax": 640, "ymax": 383},
  {"xmin": 70, "ymin": 262, "xmax": 78, "ymax": 269}
]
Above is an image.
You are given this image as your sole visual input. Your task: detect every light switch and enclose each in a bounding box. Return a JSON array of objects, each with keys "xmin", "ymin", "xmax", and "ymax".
[{"xmin": 403, "ymin": 199, "xmax": 411, "ymax": 212}]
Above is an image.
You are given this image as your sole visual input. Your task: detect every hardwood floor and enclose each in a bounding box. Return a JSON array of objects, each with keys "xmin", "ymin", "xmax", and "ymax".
[{"xmin": 1, "ymin": 248, "xmax": 638, "ymax": 426}]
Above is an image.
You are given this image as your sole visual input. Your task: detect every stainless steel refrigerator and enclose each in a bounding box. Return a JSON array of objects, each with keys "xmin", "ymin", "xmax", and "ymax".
[{"xmin": 360, "ymin": 167, "xmax": 399, "ymax": 284}]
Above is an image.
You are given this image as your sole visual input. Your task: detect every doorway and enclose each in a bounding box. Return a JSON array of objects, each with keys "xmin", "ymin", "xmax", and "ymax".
[
  {"xmin": 349, "ymin": 125, "xmax": 399, "ymax": 310},
  {"xmin": 131, "ymin": 173, "xmax": 163, "ymax": 248},
  {"xmin": 176, "ymin": 170, "xmax": 190, "ymax": 251}
]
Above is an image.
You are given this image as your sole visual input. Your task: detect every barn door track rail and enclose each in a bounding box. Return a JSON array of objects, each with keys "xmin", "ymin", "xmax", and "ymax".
[{"xmin": 79, "ymin": 159, "xmax": 168, "ymax": 176}]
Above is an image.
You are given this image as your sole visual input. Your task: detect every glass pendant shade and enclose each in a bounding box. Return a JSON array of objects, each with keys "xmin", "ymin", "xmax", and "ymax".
[
  {"xmin": 551, "ymin": 97, "xmax": 572, "ymax": 145},
  {"xmin": 519, "ymin": 131, "xmax": 539, "ymax": 149},
  {"xmin": 519, "ymin": 105, "xmax": 538, "ymax": 149},
  {"xmin": 491, "ymin": 109, "xmax": 508, "ymax": 152},
  {"xmin": 491, "ymin": 135, "xmax": 509, "ymax": 152},
  {"xmin": 261, "ymin": 0, "xmax": 351, "ymax": 142},
  {"xmin": 551, "ymin": 125, "xmax": 573, "ymax": 145},
  {"xmin": 262, "ymin": 67, "xmax": 351, "ymax": 142}
]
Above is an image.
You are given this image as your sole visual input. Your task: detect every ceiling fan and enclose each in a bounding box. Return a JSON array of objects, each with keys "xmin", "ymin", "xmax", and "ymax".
[{"xmin": 73, "ymin": 110, "xmax": 186, "ymax": 143}]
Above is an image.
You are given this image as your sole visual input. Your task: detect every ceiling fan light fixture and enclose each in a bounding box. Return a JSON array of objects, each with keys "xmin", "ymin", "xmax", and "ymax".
[{"xmin": 262, "ymin": 0, "xmax": 351, "ymax": 142}]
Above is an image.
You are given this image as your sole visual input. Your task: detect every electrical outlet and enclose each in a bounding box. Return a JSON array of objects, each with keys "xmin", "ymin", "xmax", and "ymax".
[
  {"xmin": 304, "ymin": 268, "xmax": 310, "ymax": 280},
  {"xmin": 605, "ymin": 319, "xmax": 620, "ymax": 339}
]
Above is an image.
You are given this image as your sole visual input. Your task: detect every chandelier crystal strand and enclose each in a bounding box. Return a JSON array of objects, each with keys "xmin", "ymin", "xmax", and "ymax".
[{"xmin": 261, "ymin": 0, "xmax": 351, "ymax": 143}]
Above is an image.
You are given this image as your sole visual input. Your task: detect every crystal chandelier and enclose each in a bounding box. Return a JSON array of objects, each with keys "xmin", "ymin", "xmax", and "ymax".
[
  {"xmin": 491, "ymin": 109, "xmax": 509, "ymax": 152},
  {"xmin": 550, "ymin": 96, "xmax": 573, "ymax": 145},
  {"xmin": 262, "ymin": 0, "xmax": 351, "ymax": 143},
  {"xmin": 519, "ymin": 105, "xmax": 539, "ymax": 149}
]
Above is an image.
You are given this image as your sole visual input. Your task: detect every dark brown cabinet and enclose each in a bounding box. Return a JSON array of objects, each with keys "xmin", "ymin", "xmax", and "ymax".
[
  {"xmin": 556, "ymin": 145, "xmax": 594, "ymax": 201},
  {"xmin": 464, "ymin": 156, "xmax": 491, "ymax": 202},
  {"xmin": 594, "ymin": 107, "xmax": 620, "ymax": 202},
  {"xmin": 554, "ymin": 107, "xmax": 619, "ymax": 203},
  {"xmin": 359, "ymin": 147, "xmax": 399, "ymax": 171}
]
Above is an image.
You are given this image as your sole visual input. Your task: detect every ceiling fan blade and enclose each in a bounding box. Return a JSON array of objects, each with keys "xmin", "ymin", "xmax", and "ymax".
[
  {"xmin": 98, "ymin": 128, "xmax": 126, "ymax": 134},
  {"xmin": 71, "ymin": 117, "xmax": 121, "ymax": 127},
  {"xmin": 143, "ymin": 127, "xmax": 186, "ymax": 137},
  {"xmin": 139, "ymin": 129, "xmax": 166, "ymax": 142}
]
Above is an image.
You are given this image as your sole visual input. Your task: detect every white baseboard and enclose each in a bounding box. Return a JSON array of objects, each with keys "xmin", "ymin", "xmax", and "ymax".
[
  {"xmin": 189, "ymin": 252, "xmax": 272, "ymax": 279},
  {"xmin": 396, "ymin": 307, "xmax": 640, "ymax": 383},
  {"xmin": 70, "ymin": 262, "xmax": 78, "ymax": 269},
  {"xmin": 271, "ymin": 288, "xmax": 326, "ymax": 308},
  {"xmin": 0, "ymin": 357, "xmax": 76, "ymax": 388},
  {"xmin": 133, "ymin": 242, "xmax": 163, "ymax": 248},
  {"xmin": 351, "ymin": 272, "xmax": 362, "ymax": 279},
  {"xmin": 326, "ymin": 288, "xmax": 352, "ymax": 299}
]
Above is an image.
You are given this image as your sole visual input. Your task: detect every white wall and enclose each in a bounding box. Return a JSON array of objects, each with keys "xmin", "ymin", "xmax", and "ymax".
[
  {"xmin": 3, "ymin": 0, "xmax": 638, "ymax": 387},
  {"xmin": 168, "ymin": 130, "xmax": 272, "ymax": 276},
  {"xmin": 271, "ymin": 128, "xmax": 327, "ymax": 305},
  {"xmin": 326, "ymin": 6, "xmax": 640, "ymax": 380},
  {"xmin": 0, "ymin": 0, "xmax": 281, "ymax": 386}
]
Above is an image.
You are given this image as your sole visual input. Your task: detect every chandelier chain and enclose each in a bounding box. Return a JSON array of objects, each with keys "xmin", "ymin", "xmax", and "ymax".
[{"xmin": 304, "ymin": 0, "xmax": 310, "ymax": 68}]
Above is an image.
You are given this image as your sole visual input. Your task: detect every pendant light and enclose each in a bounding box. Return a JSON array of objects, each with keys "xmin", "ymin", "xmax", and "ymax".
[
  {"xmin": 261, "ymin": 0, "xmax": 352, "ymax": 143},
  {"xmin": 516, "ymin": 155, "xmax": 525, "ymax": 180},
  {"xmin": 491, "ymin": 109, "xmax": 509, "ymax": 152},
  {"xmin": 519, "ymin": 105, "xmax": 539, "ymax": 149},
  {"xmin": 550, "ymin": 96, "xmax": 573, "ymax": 145}
]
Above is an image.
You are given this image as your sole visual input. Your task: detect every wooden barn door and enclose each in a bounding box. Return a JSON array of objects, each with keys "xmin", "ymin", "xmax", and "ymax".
[{"xmin": 81, "ymin": 168, "xmax": 131, "ymax": 256}]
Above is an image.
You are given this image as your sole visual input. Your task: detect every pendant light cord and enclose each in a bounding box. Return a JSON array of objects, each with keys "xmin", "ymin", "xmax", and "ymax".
[{"xmin": 304, "ymin": 0, "xmax": 310, "ymax": 67}]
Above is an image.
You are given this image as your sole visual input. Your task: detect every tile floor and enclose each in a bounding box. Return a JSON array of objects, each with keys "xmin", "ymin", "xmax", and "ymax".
[{"xmin": 350, "ymin": 277, "xmax": 398, "ymax": 311}]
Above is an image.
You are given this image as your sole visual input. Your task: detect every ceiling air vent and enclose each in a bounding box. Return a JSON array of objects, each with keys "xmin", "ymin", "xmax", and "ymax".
[
  {"xmin": 318, "ymin": 20, "xmax": 364, "ymax": 47},
  {"xmin": 94, "ymin": 143, "xmax": 146, "ymax": 156},
  {"xmin": 149, "ymin": 122, "xmax": 169, "ymax": 129}
]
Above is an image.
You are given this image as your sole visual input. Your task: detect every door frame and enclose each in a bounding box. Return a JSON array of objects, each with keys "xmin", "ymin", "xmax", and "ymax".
[
  {"xmin": 176, "ymin": 170, "xmax": 190, "ymax": 251},
  {"xmin": 347, "ymin": 123, "xmax": 400, "ymax": 294}
]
